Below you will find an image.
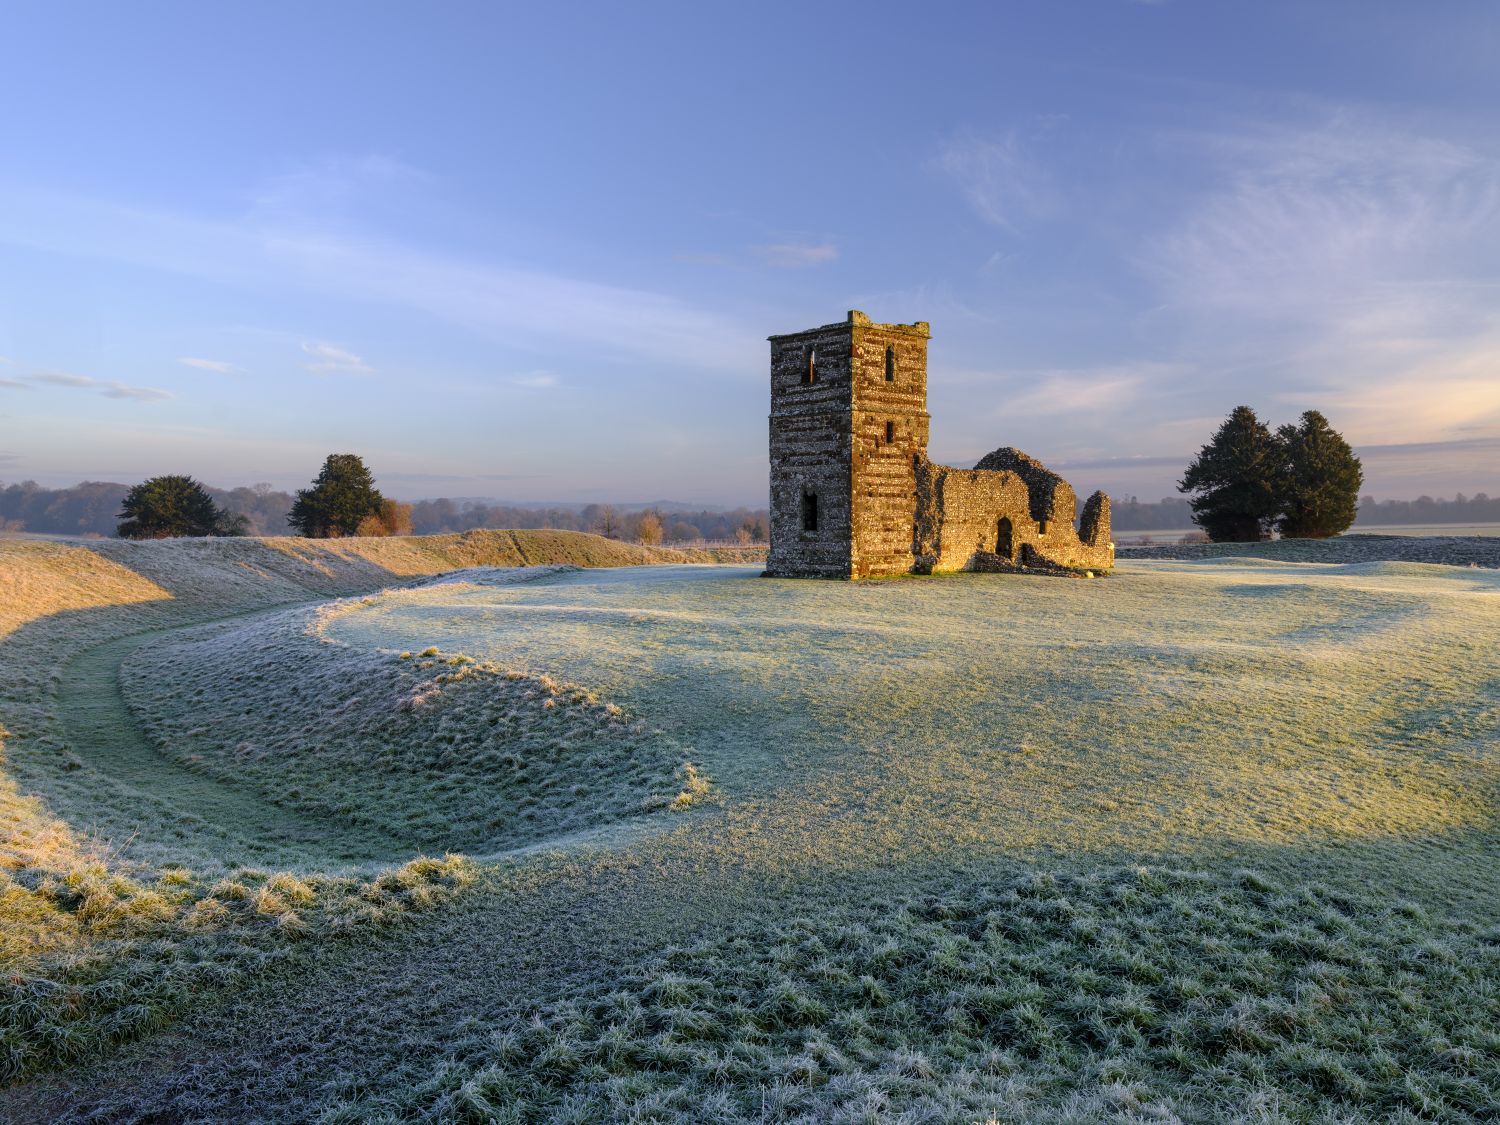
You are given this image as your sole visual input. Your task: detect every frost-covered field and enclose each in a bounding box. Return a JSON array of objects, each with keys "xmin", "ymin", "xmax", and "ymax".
[
  {"xmin": 122, "ymin": 568, "xmax": 711, "ymax": 856},
  {"xmin": 4, "ymin": 546, "xmax": 1499, "ymax": 1122}
]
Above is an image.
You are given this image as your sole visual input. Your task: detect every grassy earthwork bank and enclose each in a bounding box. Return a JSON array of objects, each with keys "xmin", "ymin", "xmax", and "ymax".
[
  {"xmin": 1, "ymin": 532, "xmax": 1497, "ymax": 1122},
  {"xmin": 0, "ymin": 532, "xmax": 752, "ymax": 1086}
]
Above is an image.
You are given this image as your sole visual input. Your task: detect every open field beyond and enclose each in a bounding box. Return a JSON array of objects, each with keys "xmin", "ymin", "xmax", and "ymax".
[{"xmin": 2, "ymin": 535, "xmax": 1497, "ymax": 1123}]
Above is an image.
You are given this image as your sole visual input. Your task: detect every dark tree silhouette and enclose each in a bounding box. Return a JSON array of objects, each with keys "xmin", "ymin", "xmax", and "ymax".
[
  {"xmin": 1178, "ymin": 406, "xmax": 1282, "ymax": 542},
  {"xmin": 288, "ymin": 454, "xmax": 385, "ymax": 538},
  {"xmin": 117, "ymin": 475, "xmax": 246, "ymax": 539},
  {"xmin": 1276, "ymin": 410, "xmax": 1363, "ymax": 539}
]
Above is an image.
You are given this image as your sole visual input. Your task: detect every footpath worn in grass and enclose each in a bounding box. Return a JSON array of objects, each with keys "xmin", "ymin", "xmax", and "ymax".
[{"xmin": 3, "ymin": 542, "xmax": 1498, "ymax": 1121}]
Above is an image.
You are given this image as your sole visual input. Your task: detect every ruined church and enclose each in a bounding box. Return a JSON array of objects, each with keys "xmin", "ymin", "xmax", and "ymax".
[{"xmin": 766, "ymin": 311, "xmax": 1114, "ymax": 579}]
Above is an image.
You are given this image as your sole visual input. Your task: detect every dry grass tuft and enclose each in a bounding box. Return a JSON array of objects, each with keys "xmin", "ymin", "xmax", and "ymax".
[{"xmin": 0, "ymin": 854, "xmax": 476, "ymax": 1083}]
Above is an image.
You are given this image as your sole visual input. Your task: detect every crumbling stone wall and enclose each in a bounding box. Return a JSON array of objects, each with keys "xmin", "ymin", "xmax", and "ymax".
[
  {"xmin": 973, "ymin": 447, "xmax": 1073, "ymax": 526},
  {"xmin": 767, "ymin": 312, "xmax": 1113, "ymax": 579},
  {"xmin": 910, "ymin": 452, "xmax": 1113, "ymax": 574},
  {"xmin": 913, "ymin": 460, "xmax": 1033, "ymax": 573}
]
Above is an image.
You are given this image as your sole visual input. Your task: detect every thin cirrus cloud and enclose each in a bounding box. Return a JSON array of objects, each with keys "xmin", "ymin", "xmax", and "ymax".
[
  {"xmin": 935, "ymin": 130, "xmax": 1055, "ymax": 233},
  {"xmin": 177, "ymin": 356, "xmax": 237, "ymax": 374},
  {"xmin": 29, "ymin": 371, "xmax": 172, "ymax": 401},
  {"xmin": 751, "ymin": 242, "xmax": 839, "ymax": 268},
  {"xmin": 1135, "ymin": 111, "xmax": 1500, "ymax": 446},
  {"xmin": 509, "ymin": 371, "xmax": 560, "ymax": 389},
  {"xmin": 301, "ymin": 342, "xmax": 372, "ymax": 374},
  {"xmin": 1143, "ymin": 117, "xmax": 1500, "ymax": 314},
  {"xmin": 0, "ymin": 179, "xmax": 761, "ymax": 374}
]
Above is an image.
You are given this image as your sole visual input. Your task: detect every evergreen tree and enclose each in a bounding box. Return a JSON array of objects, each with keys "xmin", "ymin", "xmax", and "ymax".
[
  {"xmin": 1177, "ymin": 406, "xmax": 1281, "ymax": 542},
  {"xmin": 288, "ymin": 454, "xmax": 385, "ymax": 538},
  {"xmin": 1276, "ymin": 410, "xmax": 1363, "ymax": 538},
  {"xmin": 117, "ymin": 475, "xmax": 246, "ymax": 539}
]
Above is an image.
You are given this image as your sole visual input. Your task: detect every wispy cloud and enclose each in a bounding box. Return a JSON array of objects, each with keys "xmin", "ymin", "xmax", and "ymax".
[
  {"xmin": 1052, "ymin": 453, "xmax": 1189, "ymax": 471},
  {"xmin": 0, "ymin": 377, "xmax": 29, "ymax": 390},
  {"xmin": 936, "ymin": 130, "xmax": 1055, "ymax": 233},
  {"xmin": 29, "ymin": 371, "xmax": 172, "ymax": 401},
  {"xmin": 1003, "ymin": 365, "xmax": 1165, "ymax": 418},
  {"xmin": 103, "ymin": 384, "xmax": 173, "ymax": 401},
  {"xmin": 0, "ymin": 180, "xmax": 761, "ymax": 374},
  {"xmin": 246, "ymin": 154, "xmax": 434, "ymax": 226},
  {"xmin": 1139, "ymin": 111, "xmax": 1500, "ymax": 446},
  {"xmin": 301, "ymin": 342, "xmax": 372, "ymax": 375},
  {"xmin": 32, "ymin": 372, "xmax": 96, "ymax": 388},
  {"xmin": 509, "ymin": 370, "xmax": 560, "ymax": 389},
  {"xmin": 177, "ymin": 356, "xmax": 236, "ymax": 374},
  {"xmin": 752, "ymin": 242, "xmax": 839, "ymax": 268},
  {"xmin": 1145, "ymin": 117, "xmax": 1500, "ymax": 314}
]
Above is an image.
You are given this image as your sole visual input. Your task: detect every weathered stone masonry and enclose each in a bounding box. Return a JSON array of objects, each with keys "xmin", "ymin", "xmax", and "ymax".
[{"xmin": 765, "ymin": 311, "xmax": 1114, "ymax": 579}]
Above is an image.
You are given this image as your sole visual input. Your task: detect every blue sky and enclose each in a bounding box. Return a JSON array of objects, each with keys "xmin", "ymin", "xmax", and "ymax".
[{"xmin": 2, "ymin": 1, "xmax": 1497, "ymax": 505}]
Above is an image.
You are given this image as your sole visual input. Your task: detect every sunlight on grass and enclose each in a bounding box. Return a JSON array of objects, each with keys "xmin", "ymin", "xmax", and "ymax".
[
  {"xmin": 326, "ymin": 560, "xmax": 1500, "ymax": 876},
  {"xmin": 0, "ymin": 542, "xmax": 171, "ymax": 639}
]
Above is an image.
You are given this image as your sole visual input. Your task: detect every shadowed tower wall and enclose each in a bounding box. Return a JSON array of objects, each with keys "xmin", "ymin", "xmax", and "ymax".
[{"xmin": 766, "ymin": 311, "xmax": 930, "ymax": 579}]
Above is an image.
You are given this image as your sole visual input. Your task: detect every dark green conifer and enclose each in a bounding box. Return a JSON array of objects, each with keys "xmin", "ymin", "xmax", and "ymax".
[
  {"xmin": 1177, "ymin": 406, "xmax": 1281, "ymax": 542},
  {"xmin": 1276, "ymin": 410, "xmax": 1363, "ymax": 538},
  {"xmin": 287, "ymin": 454, "xmax": 385, "ymax": 538},
  {"xmin": 117, "ymin": 475, "xmax": 246, "ymax": 539}
]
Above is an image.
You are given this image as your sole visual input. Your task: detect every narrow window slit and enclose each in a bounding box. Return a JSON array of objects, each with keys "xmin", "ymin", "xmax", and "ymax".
[{"xmin": 801, "ymin": 491, "xmax": 819, "ymax": 532}]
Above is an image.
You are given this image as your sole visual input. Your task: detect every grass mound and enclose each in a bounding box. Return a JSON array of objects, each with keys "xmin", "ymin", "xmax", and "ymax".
[
  {"xmin": 120, "ymin": 575, "xmax": 711, "ymax": 853},
  {"xmin": 319, "ymin": 867, "xmax": 1500, "ymax": 1124},
  {"xmin": 0, "ymin": 540, "xmax": 741, "ymax": 1089},
  {"xmin": 1, "ymin": 853, "xmax": 475, "ymax": 1084}
]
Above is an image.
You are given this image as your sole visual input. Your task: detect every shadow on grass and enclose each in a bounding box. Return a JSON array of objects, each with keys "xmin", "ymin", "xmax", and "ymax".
[{"xmin": 11, "ymin": 822, "xmax": 1499, "ymax": 1122}]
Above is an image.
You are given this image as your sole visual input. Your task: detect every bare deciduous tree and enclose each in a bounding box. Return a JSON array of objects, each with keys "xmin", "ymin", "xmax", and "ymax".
[{"xmin": 636, "ymin": 511, "xmax": 663, "ymax": 546}]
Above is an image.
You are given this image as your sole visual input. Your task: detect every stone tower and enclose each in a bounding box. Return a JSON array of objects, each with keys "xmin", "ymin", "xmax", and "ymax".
[
  {"xmin": 765, "ymin": 310, "xmax": 931, "ymax": 578},
  {"xmin": 765, "ymin": 311, "xmax": 1114, "ymax": 580}
]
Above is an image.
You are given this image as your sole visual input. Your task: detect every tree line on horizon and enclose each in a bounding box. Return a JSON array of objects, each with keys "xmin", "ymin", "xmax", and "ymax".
[
  {"xmin": 0, "ymin": 458, "xmax": 770, "ymax": 543},
  {"xmin": 2, "ymin": 435, "xmax": 1490, "ymax": 542}
]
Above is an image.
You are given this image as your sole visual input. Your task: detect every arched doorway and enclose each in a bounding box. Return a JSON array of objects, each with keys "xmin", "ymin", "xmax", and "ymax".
[{"xmin": 996, "ymin": 516, "xmax": 1013, "ymax": 560}]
